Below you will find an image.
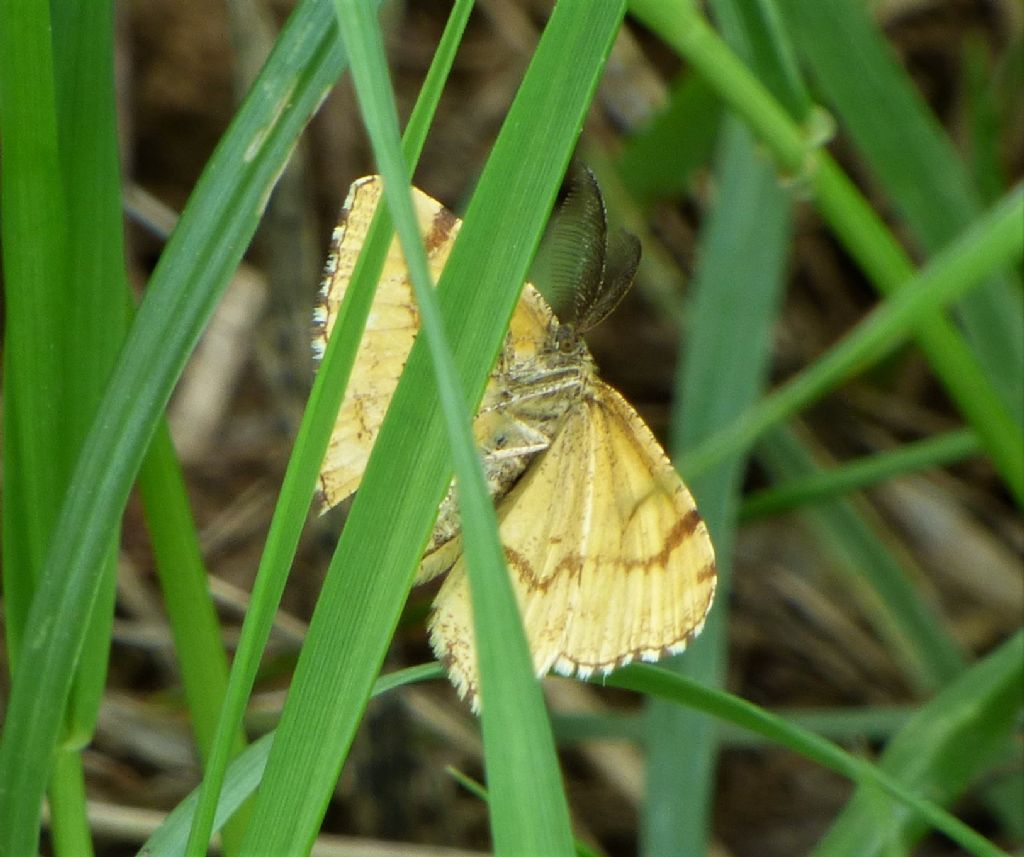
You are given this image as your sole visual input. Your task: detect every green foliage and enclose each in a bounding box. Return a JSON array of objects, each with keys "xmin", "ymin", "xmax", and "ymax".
[{"xmin": 1, "ymin": 0, "xmax": 1019, "ymax": 855}]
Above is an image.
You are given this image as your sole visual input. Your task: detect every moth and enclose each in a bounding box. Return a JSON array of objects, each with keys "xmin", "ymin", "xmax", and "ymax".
[{"xmin": 313, "ymin": 168, "xmax": 716, "ymax": 710}]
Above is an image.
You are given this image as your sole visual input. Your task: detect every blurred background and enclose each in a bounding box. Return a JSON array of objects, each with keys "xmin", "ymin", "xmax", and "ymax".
[{"xmin": 56, "ymin": 0, "xmax": 1024, "ymax": 853}]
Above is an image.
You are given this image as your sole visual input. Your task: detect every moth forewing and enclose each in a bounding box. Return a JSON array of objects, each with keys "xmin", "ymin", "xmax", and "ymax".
[{"xmin": 314, "ymin": 177, "xmax": 461, "ymax": 511}]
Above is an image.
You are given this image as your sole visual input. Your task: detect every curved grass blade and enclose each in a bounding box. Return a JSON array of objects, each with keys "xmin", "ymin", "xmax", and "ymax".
[
  {"xmin": 628, "ymin": 0, "xmax": 1024, "ymax": 505},
  {"xmin": 613, "ymin": 646, "xmax": 1020, "ymax": 857},
  {"xmin": 813, "ymin": 633, "xmax": 1023, "ymax": 856},
  {"xmin": 0, "ymin": 0, "xmax": 352, "ymax": 849},
  {"xmin": 679, "ymin": 185, "xmax": 1024, "ymax": 491},
  {"xmin": 776, "ymin": 0, "xmax": 1024, "ymax": 427},
  {"xmin": 742, "ymin": 429, "xmax": 982, "ymax": 519},
  {"xmin": 181, "ymin": 0, "xmax": 466, "ymax": 851}
]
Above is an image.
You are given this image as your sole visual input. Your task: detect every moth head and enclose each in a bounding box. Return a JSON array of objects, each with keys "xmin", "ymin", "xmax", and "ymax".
[{"xmin": 553, "ymin": 324, "xmax": 578, "ymax": 355}]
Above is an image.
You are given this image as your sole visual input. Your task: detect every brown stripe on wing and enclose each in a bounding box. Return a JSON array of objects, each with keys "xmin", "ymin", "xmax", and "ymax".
[
  {"xmin": 509, "ymin": 533, "xmax": 710, "ymax": 589},
  {"xmin": 505, "ymin": 545, "xmax": 583, "ymax": 593},
  {"xmin": 637, "ymin": 508, "xmax": 706, "ymax": 571},
  {"xmin": 424, "ymin": 207, "xmax": 458, "ymax": 253},
  {"xmin": 697, "ymin": 561, "xmax": 716, "ymax": 584},
  {"xmin": 554, "ymin": 557, "xmax": 717, "ymax": 675},
  {"xmin": 507, "ymin": 508, "xmax": 710, "ymax": 591}
]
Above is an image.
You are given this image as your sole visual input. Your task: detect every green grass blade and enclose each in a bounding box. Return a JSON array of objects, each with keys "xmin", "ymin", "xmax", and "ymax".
[
  {"xmin": 628, "ymin": 0, "xmax": 1024, "ymax": 503},
  {"xmin": 48, "ymin": 753, "xmax": 91, "ymax": 857},
  {"xmin": 142, "ymin": 665, "xmax": 443, "ymax": 857},
  {"xmin": 136, "ymin": 429, "xmax": 245, "ymax": 764},
  {"xmin": 5, "ymin": 3, "xmax": 249, "ymax": 852},
  {"xmin": 443, "ymin": 769, "xmax": 605, "ymax": 857},
  {"xmin": 0, "ymin": 0, "xmax": 349, "ymax": 848},
  {"xmin": 961, "ymin": 35, "xmax": 1011, "ymax": 205},
  {"xmin": 1, "ymin": 0, "xmax": 68, "ymax": 677},
  {"xmin": 642, "ymin": 3, "xmax": 795, "ymax": 851},
  {"xmin": 237, "ymin": 4, "xmax": 627, "ymax": 852},
  {"xmin": 644, "ymin": 122, "xmax": 792, "ymax": 854},
  {"xmin": 335, "ymin": 4, "xmax": 577, "ymax": 849},
  {"xmin": 139, "ymin": 423, "xmax": 250, "ymax": 854},
  {"xmin": 643, "ymin": 50, "xmax": 791, "ymax": 857},
  {"xmin": 813, "ymin": 633, "xmax": 1024, "ymax": 856},
  {"xmin": 742, "ymin": 429, "xmax": 982, "ymax": 519},
  {"xmin": 776, "ymin": 0, "xmax": 1024, "ymax": 427},
  {"xmin": 52, "ymin": 1, "xmax": 127, "ymax": 742},
  {"xmin": 50, "ymin": 5, "xmax": 132, "ymax": 851},
  {"xmin": 710, "ymin": 0, "xmax": 811, "ymax": 118},
  {"xmin": 1, "ymin": 0, "xmax": 129, "ymax": 852},
  {"xmin": 555, "ymin": 705, "xmax": 919, "ymax": 747},
  {"xmin": 680, "ymin": 185, "xmax": 1024, "ymax": 496},
  {"xmin": 182, "ymin": 0, "xmax": 467, "ymax": 850},
  {"xmin": 613, "ymin": 650, "xmax": 1019, "ymax": 857}
]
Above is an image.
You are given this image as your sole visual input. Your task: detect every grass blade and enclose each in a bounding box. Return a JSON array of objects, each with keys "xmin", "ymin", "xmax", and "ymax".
[
  {"xmin": 742, "ymin": 429, "xmax": 981, "ymax": 519},
  {"xmin": 0, "ymin": 0, "xmax": 349, "ymax": 848},
  {"xmin": 643, "ymin": 121, "xmax": 792, "ymax": 853},
  {"xmin": 1, "ymin": 0, "xmax": 69, "ymax": 678},
  {"xmin": 615, "ymin": 643, "xmax": 1020, "ymax": 857},
  {"xmin": 628, "ymin": 0, "xmax": 1024, "ymax": 503},
  {"xmin": 1, "ymin": 0, "xmax": 128, "ymax": 852},
  {"xmin": 237, "ymin": 3, "xmax": 627, "ymax": 853},
  {"xmin": 333, "ymin": 2, "xmax": 576, "ymax": 845},
  {"xmin": 777, "ymin": 0, "xmax": 1024, "ymax": 426},
  {"xmin": 642, "ymin": 2, "xmax": 795, "ymax": 851},
  {"xmin": 680, "ymin": 185, "xmax": 1024, "ymax": 494},
  {"xmin": 813, "ymin": 633, "xmax": 1023, "ymax": 856}
]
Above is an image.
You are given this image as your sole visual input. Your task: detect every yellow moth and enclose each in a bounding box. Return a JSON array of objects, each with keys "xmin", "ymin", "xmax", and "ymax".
[{"xmin": 313, "ymin": 170, "xmax": 716, "ymax": 711}]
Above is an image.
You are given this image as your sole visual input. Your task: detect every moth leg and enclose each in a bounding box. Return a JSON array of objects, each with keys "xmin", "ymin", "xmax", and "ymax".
[
  {"xmin": 418, "ymin": 416, "xmax": 552, "ymax": 584},
  {"xmin": 419, "ymin": 532, "xmax": 461, "ymax": 584}
]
